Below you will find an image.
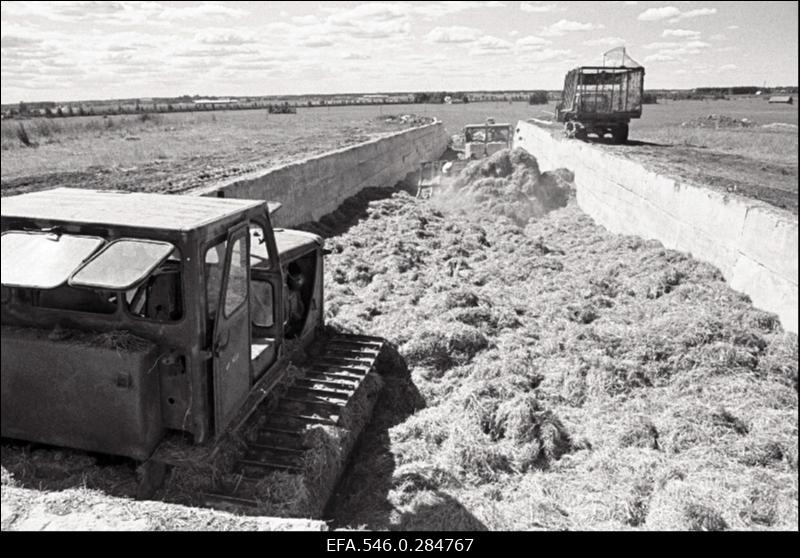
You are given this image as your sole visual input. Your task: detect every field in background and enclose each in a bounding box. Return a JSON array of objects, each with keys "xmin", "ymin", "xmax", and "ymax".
[
  {"xmin": 2, "ymin": 97, "xmax": 796, "ymax": 207},
  {"xmin": 0, "ymin": 107, "xmax": 428, "ymax": 196}
]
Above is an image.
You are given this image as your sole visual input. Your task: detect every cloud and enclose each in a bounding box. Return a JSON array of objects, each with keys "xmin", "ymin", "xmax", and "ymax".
[
  {"xmin": 326, "ymin": 3, "xmax": 411, "ymax": 39},
  {"xmin": 425, "ymin": 26, "xmax": 481, "ymax": 44},
  {"xmin": 342, "ymin": 52, "xmax": 371, "ymax": 60},
  {"xmin": 1, "ymin": 35, "xmax": 43, "ymax": 48},
  {"xmin": 709, "ymin": 33, "xmax": 726, "ymax": 41},
  {"xmin": 638, "ymin": 5, "xmax": 717, "ymax": 23},
  {"xmin": 662, "ymin": 29, "xmax": 700, "ymax": 38},
  {"xmin": 291, "ymin": 14, "xmax": 320, "ymax": 25},
  {"xmin": 300, "ymin": 36, "xmax": 335, "ymax": 48},
  {"xmin": 413, "ymin": 1, "xmax": 505, "ymax": 19},
  {"xmin": 726, "ymin": 25, "xmax": 740, "ymax": 30},
  {"xmin": 541, "ymin": 19, "xmax": 604, "ymax": 37},
  {"xmin": 174, "ymin": 47, "xmax": 255, "ymax": 58},
  {"xmin": 582, "ymin": 36, "xmax": 626, "ymax": 46},
  {"xmin": 643, "ymin": 41, "xmax": 680, "ymax": 49},
  {"xmin": 520, "ymin": 2, "xmax": 563, "ymax": 13},
  {"xmin": 516, "ymin": 35, "xmax": 552, "ymax": 49},
  {"xmin": 519, "ymin": 48, "xmax": 570, "ymax": 62},
  {"xmin": 674, "ymin": 8, "xmax": 717, "ymax": 21},
  {"xmin": 469, "ymin": 35, "xmax": 513, "ymax": 55},
  {"xmin": 195, "ymin": 30, "xmax": 257, "ymax": 46},
  {"xmin": 157, "ymin": 3, "xmax": 247, "ymax": 21},
  {"xmin": 718, "ymin": 63, "xmax": 737, "ymax": 71},
  {"xmin": 638, "ymin": 6, "xmax": 681, "ymax": 21},
  {"xmin": 644, "ymin": 52, "xmax": 676, "ymax": 62}
]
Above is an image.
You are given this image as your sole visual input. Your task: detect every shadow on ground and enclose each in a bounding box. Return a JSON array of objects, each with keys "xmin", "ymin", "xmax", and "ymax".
[
  {"xmin": 325, "ymin": 345, "xmax": 486, "ymax": 531},
  {"xmin": 1, "ymin": 439, "xmax": 140, "ymax": 498},
  {"xmin": 295, "ymin": 186, "xmax": 402, "ymax": 238}
]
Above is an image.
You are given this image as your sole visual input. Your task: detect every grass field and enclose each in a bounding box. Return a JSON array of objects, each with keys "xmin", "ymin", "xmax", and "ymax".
[
  {"xmin": 0, "ymin": 107, "xmax": 429, "ymax": 196},
  {"xmin": 3, "ymin": 97, "xmax": 795, "ymax": 209}
]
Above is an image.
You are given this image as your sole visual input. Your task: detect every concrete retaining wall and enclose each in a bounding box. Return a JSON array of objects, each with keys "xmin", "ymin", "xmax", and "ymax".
[
  {"xmin": 191, "ymin": 121, "xmax": 448, "ymax": 228},
  {"xmin": 514, "ymin": 119, "xmax": 798, "ymax": 333}
]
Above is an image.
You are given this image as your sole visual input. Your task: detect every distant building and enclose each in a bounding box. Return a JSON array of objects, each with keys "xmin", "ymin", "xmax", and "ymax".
[{"xmin": 768, "ymin": 95, "xmax": 794, "ymax": 104}]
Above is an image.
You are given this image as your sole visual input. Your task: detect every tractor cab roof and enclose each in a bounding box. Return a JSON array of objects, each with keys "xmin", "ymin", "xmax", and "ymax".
[{"xmin": 1, "ymin": 188, "xmax": 281, "ymax": 232}]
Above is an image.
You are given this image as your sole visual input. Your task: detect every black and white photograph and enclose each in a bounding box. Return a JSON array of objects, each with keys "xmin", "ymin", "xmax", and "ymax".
[{"xmin": 0, "ymin": 0, "xmax": 797, "ymax": 536}]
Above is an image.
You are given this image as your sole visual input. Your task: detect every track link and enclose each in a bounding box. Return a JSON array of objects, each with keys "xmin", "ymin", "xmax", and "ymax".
[{"xmin": 204, "ymin": 334, "xmax": 384, "ymax": 511}]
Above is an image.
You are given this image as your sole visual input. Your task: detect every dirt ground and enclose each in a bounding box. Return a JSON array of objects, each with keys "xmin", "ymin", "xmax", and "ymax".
[{"xmin": 3, "ymin": 149, "xmax": 794, "ymax": 531}]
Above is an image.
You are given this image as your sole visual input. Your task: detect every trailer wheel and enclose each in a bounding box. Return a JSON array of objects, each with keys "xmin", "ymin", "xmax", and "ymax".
[
  {"xmin": 612, "ymin": 123, "xmax": 629, "ymax": 144},
  {"xmin": 565, "ymin": 121, "xmax": 587, "ymax": 140}
]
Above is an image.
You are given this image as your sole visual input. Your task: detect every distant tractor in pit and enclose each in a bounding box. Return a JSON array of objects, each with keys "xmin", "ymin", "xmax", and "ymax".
[
  {"xmin": 417, "ymin": 119, "xmax": 512, "ymax": 198},
  {"xmin": 555, "ymin": 48, "xmax": 645, "ymax": 143},
  {"xmin": 1, "ymin": 188, "xmax": 385, "ymax": 511}
]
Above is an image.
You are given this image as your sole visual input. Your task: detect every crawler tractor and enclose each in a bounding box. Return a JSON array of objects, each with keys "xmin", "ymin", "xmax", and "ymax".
[
  {"xmin": 0, "ymin": 188, "xmax": 385, "ymax": 516},
  {"xmin": 417, "ymin": 119, "xmax": 512, "ymax": 198}
]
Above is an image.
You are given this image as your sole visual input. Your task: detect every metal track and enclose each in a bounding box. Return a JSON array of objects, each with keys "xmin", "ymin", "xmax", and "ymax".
[{"xmin": 204, "ymin": 334, "xmax": 384, "ymax": 511}]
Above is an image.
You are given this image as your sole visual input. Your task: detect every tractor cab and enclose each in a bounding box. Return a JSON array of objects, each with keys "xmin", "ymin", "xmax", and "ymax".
[{"xmin": 1, "ymin": 188, "xmax": 324, "ymax": 461}]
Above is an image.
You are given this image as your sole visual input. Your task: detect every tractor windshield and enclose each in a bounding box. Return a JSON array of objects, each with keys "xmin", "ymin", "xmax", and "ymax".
[
  {"xmin": 69, "ymin": 239, "xmax": 175, "ymax": 291},
  {"xmin": 1, "ymin": 231, "xmax": 105, "ymax": 289}
]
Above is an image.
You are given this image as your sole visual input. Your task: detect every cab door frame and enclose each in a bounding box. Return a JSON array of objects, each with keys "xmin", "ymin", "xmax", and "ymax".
[{"xmin": 211, "ymin": 222, "xmax": 252, "ymax": 436}]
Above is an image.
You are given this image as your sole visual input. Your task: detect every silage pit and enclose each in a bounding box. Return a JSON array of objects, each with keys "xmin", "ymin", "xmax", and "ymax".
[{"xmin": 2, "ymin": 147, "xmax": 797, "ymax": 530}]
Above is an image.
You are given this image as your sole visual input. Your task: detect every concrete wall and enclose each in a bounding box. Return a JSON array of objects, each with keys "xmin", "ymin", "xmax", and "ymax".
[
  {"xmin": 514, "ymin": 119, "xmax": 799, "ymax": 334},
  {"xmin": 191, "ymin": 121, "xmax": 448, "ymax": 228}
]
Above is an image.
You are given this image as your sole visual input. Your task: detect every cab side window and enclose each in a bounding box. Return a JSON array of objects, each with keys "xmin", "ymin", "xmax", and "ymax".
[{"xmin": 205, "ymin": 241, "xmax": 227, "ymax": 319}]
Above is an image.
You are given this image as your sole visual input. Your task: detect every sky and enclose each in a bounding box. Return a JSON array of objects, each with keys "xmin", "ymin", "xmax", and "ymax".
[{"xmin": 1, "ymin": 1, "xmax": 798, "ymax": 103}]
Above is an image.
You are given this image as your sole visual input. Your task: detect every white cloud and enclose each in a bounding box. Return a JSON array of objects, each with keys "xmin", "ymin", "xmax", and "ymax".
[
  {"xmin": 718, "ymin": 64, "xmax": 737, "ymax": 71},
  {"xmin": 644, "ymin": 52, "xmax": 676, "ymax": 62},
  {"xmin": 541, "ymin": 19, "xmax": 604, "ymax": 37},
  {"xmin": 674, "ymin": 8, "xmax": 717, "ymax": 21},
  {"xmin": 638, "ymin": 6, "xmax": 681, "ymax": 21},
  {"xmin": 326, "ymin": 3, "xmax": 411, "ymax": 39},
  {"xmin": 300, "ymin": 36, "xmax": 335, "ymax": 48},
  {"xmin": 643, "ymin": 41, "xmax": 680, "ymax": 49},
  {"xmin": 516, "ymin": 35, "xmax": 552, "ymax": 49},
  {"xmin": 469, "ymin": 35, "xmax": 513, "ymax": 55},
  {"xmin": 709, "ymin": 33, "xmax": 726, "ymax": 41},
  {"xmin": 726, "ymin": 25, "xmax": 740, "ymax": 30},
  {"xmin": 342, "ymin": 52, "xmax": 371, "ymax": 60},
  {"xmin": 520, "ymin": 2, "xmax": 562, "ymax": 13},
  {"xmin": 158, "ymin": 3, "xmax": 247, "ymax": 21},
  {"xmin": 663, "ymin": 29, "xmax": 700, "ymax": 38},
  {"xmin": 291, "ymin": 14, "xmax": 321, "ymax": 25},
  {"xmin": 638, "ymin": 5, "xmax": 717, "ymax": 22},
  {"xmin": 412, "ymin": 1, "xmax": 505, "ymax": 19},
  {"xmin": 425, "ymin": 26, "xmax": 481, "ymax": 44},
  {"xmin": 583, "ymin": 36, "xmax": 626, "ymax": 46},
  {"xmin": 195, "ymin": 30, "xmax": 257, "ymax": 46},
  {"xmin": 519, "ymin": 48, "xmax": 570, "ymax": 62}
]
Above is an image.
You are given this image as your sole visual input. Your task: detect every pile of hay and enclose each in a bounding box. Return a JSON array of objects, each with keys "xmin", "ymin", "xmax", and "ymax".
[
  {"xmin": 322, "ymin": 149, "xmax": 797, "ymax": 530},
  {"xmin": 439, "ymin": 148, "xmax": 573, "ymax": 226}
]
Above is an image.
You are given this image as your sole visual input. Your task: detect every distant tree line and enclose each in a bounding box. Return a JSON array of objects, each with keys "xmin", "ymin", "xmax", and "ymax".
[{"xmin": 412, "ymin": 92, "xmax": 470, "ymax": 103}]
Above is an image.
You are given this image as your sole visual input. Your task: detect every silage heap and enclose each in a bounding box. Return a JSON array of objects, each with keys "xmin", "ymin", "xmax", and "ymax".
[{"xmin": 325, "ymin": 148, "xmax": 798, "ymax": 530}]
